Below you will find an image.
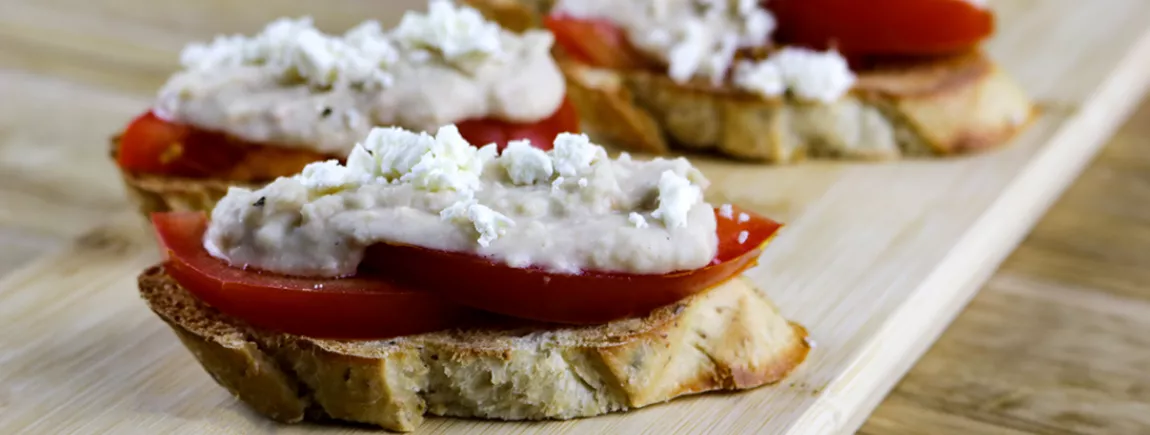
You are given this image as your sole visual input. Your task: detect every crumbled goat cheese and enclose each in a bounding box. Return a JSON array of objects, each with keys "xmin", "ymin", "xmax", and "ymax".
[
  {"xmin": 298, "ymin": 160, "xmax": 363, "ymax": 192},
  {"xmin": 651, "ymin": 170, "xmax": 702, "ymax": 228},
  {"xmin": 500, "ymin": 139, "xmax": 554, "ymax": 185},
  {"xmin": 737, "ymin": 230, "xmax": 749, "ymax": 244},
  {"xmin": 577, "ymin": 178, "xmax": 589, "ymax": 188},
  {"xmin": 440, "ymin": 198, "xmax": 516, "ymax": 247},
  {"xmin": 392, "ymin": 0, "xmax": 503, "ymax": 68},
  {"xmin": 401, "ymin": 125, "xmax": 498, "ymax": 192},
  {"xmin": 629, "ymin": 212, "xmax": 649, "ymax": 228},
  {"xmin": 733, "ymin": 59, "xmax": 785, "ymax": 98},
  {"xmin": 550, "ymin": 133, "xmax": 603, "ymax": 176},
  {"xmin": 352, "ymin": 125, "xmax": 496, "ymax": 192},
  {"xmin": 358, "ymin": 126, "xmax": 436, "ymax": 179},
  {"xmin": 179, "ymin": 17, "xmax": 396, "ymax": 90},
  {"xmin": 738, "ymin": 212, "xmax": 750, "ymax": 223},
  {"xmin": 344, "ymin": 143, "xmax": 378, "ymax": 179},
  {"xmin": 734, "ymin": 47, "xmax": 856, "ymax": 103},
  {"xmin": 719, "ymin": 203, "xmax": 734, "ymax": 219},
  {"xmin": 343, "ymin": 20, "xmax": 401, "ymax": 68}
]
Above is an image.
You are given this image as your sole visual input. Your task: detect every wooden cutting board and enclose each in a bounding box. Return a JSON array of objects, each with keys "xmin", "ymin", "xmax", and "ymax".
[{"xmin": 2, "ymin": 0, "xmax": 1150, "ymax": 434}]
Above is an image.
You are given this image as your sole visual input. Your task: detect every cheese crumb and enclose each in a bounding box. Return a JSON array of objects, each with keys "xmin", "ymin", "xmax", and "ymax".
[
  {"xmin": 577, "ymin": 178, "xmax": 589, "ymax": 188},
  {"xmin": 392, "ymin": 0, "xmax": 502, "ymax": 68},
  {"xmin": 298, "ymin": 160, "xmax": 363, "ymax": 193},
  {"xmin": 651, "ymin": 170, "xmax": 702, "ymax": 228},
  {"xmin": 344, "ymin": 143, "xmax": 378, "ymax": 178},
  {"xmin": 732, "ymin": 59, "xmax": 784, "ymax": 98},
  {"xmin": 359, "ymin": 127, "xmax": 436, "ymax": 179},
  {"xmin": 719, "ymin": 203, "xmax": 734, "ymax": 219},
  {"xmin": 737, "ymin": 230, "xmax": 749, "ymax": 244},
  {"xmin": 402, "ymin": 125, "xmax": 497, "ymax": 192},
  {"xmin": 499, "ymin": 139, "xmax": 554, "ymax": 185},
  {"xmin": 628, "ymin": 212, "xmax": 649, "ymax": 229},
  {"xmin": 737, "ymin": 212, "xmax": 750, "ymax": 223},
  {"xmin": 440, "ymin": 198, "xmax": 515, "ymax": 246},
  {"xmin": 550, "ymin": 133, "xmax": 603, "ymax": 176},
  {"xmin": 734, "ymin": 47, "xmax": 856, "ymax": 103}
]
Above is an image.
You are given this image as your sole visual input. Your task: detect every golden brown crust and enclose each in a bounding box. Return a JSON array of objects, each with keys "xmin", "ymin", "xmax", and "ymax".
[{"xmin": 139, "ymin": 266, "xmax": 809, "ymax": 432}]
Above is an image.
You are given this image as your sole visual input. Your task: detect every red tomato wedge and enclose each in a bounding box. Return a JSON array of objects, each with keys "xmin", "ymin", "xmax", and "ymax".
[
  {"xmin": 151, "ymin": 212, "xmax": 477, "ymax": 340},
  {"xmin": 362, "ymin": 206, "xmax": 782, "ymax": 324},
  {"xmin": 544, "ymin": 15, "xmax": 649, "ymax": 70},
  {"xmin": 768, "ymin": 0, "xmax": 994, "ymax": 57},
  {"xmin": 456, "ymin": 97, "xmax": 580, "ymax": 151}
]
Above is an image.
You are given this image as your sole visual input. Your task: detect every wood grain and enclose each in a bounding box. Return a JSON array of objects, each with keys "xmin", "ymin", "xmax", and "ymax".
[
  {"xmin": 0, "ymin": 0, "xmax": 1149, "ymax": 434},
  {"xmin": 861, "ymin": 98, "xmax": 1150, "ymax": 435}
]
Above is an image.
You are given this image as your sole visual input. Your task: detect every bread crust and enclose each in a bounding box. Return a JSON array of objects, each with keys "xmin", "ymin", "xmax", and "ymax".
[
  {"xmin": 138, "ymin": 266, "xmax": 809, "ymax": 432},
  {"xmin": 467, "ymin": 0, "xmax": 1036, "ymax": 162}
]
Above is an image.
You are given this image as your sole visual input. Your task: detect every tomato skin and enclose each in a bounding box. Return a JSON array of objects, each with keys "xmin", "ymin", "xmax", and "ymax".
[
  {"xmin": 456, "ymin": 97, "xmax": 580, "ymax": 151},
  {"xmin": 116, "ymin": 111, "xmax": 331, "ymax": 181},
  {"xmin": 116, "ymin": 111, "xmax": 231, "ymax": 176},
  {"xmin": 121, "ymin": 101, "xmax": 577, "ymax": 178},
  {"xmin": 543, "ymin": 15, "xmax": 649, "ymax": 70},
  {"xmin": 152, "ymin": 212, "xmax": 478, "ymax": 340},
  {"xmin": 362, "ymin": 206, "xmax": 781, "ymax": 324},
  {"xmin": 768, "ymin": 0, "xmax": 994, "ymax": 57}
]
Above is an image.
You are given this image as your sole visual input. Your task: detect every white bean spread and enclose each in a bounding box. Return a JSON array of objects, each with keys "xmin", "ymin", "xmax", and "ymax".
[
  {"xmin": 205, "ymin": 126, "xmax": 718, "ymax": 278},
  {"xmin": 155, "ymin": 0, "xmax": 566, "ymax": 156}
]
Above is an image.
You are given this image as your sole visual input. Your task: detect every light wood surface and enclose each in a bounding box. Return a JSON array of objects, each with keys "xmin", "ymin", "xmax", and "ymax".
[
  {"xmin": 862, "ymin": 97, "xmax": 1150, "ymax": 435},
  {"xmin": 1, "ymin": 1, "xmax": 1149, "ymax": 434}
]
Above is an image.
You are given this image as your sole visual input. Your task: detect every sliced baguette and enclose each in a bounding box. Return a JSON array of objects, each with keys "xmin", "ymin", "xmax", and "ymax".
[
  {"xmin": 139, "ymin": 266, "xmax": 810, "ymax": 432},
  {"xmin": 467, "ymin": 0, "xmax": 1036, "ymax": 162}
]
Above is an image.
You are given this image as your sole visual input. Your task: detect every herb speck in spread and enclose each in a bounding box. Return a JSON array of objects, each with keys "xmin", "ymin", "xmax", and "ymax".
[
  {"xmin": 321, "ymin": 107, "xmax": 333, "ymax": 118},
  {"xmin": 252, "ymin": 197, "xmax": 266, "ymax": 207}
]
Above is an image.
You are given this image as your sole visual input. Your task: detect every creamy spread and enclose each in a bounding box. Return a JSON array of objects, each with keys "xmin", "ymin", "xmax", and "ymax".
[
  {"xmin": 205, "ymin": 126, "xmax": 718, "ymax": 278},
  {"xmin": 155, "ymin": 1, "xmax": 565, "ymax": 156},
  {"xmin": 551, "ymin": 0, "xmax": 855, "ymax": 101}
]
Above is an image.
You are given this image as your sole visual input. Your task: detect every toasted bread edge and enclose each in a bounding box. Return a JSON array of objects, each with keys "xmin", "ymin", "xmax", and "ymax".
[
  {"xmin": 466, "ymin": 0, "xmax": 1035, "ymax": 162},
  {"xmin": 138, "ymin": 266, "xmax": 809, "ymax": 432}
]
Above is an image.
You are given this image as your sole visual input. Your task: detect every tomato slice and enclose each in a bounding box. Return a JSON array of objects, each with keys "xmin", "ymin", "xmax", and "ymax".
[
  {"xmin": 117, "ymin": 111, "xmax": 222, "ymax": 176},
  {"xmin": 362, "ymin": 206, "xmax": 782, "ymax": 324},
  {"xmin": 120, "ymin": 101, "xmax": 579, "ymax": 178},
  {"xmin": 116, "ymin": 111, "xmax": 331, "ymax": 181},
  {"xmin": 456, "ymin": 97, "xmax": 580, "ymax": 151},
  {"xmin": 151, "ymin": 212, "xmax": 478, "ymax": 340},
  {"xmin": 768, "ymin": 0, "xmax": 994, "ymax": 57},
  {"xmin": 543, "ymin": 15, "xmax": 650, "ymax": 70}
]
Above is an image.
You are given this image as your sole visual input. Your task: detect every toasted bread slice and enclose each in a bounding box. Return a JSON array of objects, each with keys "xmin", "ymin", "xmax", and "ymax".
[
  {"xmin": 120, "ymin": 170, "xmax": 241, "ymax": 215},
  {"xmin": 139, "ymin": 266, "xmax": 809, "ymax": 432},
  {"xmin": 467, "ymin": 0, "xmax": 1035, "ymax": 162}
]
